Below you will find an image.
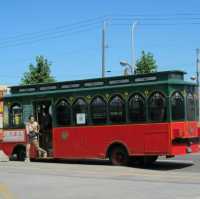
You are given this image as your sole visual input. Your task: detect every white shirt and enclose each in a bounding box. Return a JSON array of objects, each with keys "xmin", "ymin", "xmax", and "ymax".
[{"xmin": 26, "ymin": 121, "xmax": 39, "ymax": 134}]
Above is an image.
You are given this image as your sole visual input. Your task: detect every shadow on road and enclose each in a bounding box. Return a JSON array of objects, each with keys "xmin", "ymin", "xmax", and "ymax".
[
  {"xmin": 131, "ymin": 160, "xmax": 194, "ymax": 171},
  {"xmin": 32, "ymin": 158, "xmax": 194, "ymax": 171}
]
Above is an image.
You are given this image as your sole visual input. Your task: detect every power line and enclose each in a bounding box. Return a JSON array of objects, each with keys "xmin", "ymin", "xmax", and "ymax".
[
  {"xmin": 112, "ymin": 17, "xmax": 200, "ymax": 22},
  {"xmin": 0, "ymin": 16, "xmax": 106, "ymax": 43},
  {"xmin": 1, "ymin": 13, "xmax": 200, "ymax": 49},
  {"xmin": 109, "ymin": 14, "xmax": 200, "ymax": 26},
  {"xmin": 111, "ymin": 22, "xmax": 200, "ymax": 26},
  {"xmin": 0, "ymin": 21, "xmax": 103, "ymax": 47},
  {"xmin": 0, "ymin": 24, "xmax": 101, "ymax": 49},
  {"xmin": 2, "ymin": 13, "xmax": 200, "ymax": 45},
  {"xmin": 110, "ymin": 13, "xmax": 200, "ymax": 17},
  {"xmin": 110, "ymin": 16, "xmax": 200, "ymax": 26}
]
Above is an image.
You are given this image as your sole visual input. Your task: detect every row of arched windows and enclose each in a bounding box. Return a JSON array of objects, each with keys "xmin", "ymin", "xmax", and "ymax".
[
  {"xmin": 55, "ymin": 91, "xmax": 195, "ymax": 126},
  {"xmin": 171, "ymin": 91, "xmax": 195, "ymax": 121},
  {"xmin": 8, "ymin": 91, "xmax": 196, "ymax": 128},
  {"xmin": 56, "ymin": 96, "xmax": 128, "ymax": 125}
]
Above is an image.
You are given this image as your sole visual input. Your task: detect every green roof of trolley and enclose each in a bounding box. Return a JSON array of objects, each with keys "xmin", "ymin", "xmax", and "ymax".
[{"xmin": 4, "ymin": 70, "xmax": 196, "ymax": 99}]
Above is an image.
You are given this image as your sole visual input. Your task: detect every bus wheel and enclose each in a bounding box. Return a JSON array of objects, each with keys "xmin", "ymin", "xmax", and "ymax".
[
  {"xmin": 12, "ymin": 146, "xmax": 26, "ymax": 161},
  {"xmin": 109, "ymin": 146, "xmax": 129, "ymax": 166}
]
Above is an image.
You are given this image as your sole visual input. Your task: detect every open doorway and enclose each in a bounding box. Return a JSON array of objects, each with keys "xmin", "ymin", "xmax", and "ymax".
[{"xmin": 33, "ymin": 100, "xmax": 52, "ymax": 156}]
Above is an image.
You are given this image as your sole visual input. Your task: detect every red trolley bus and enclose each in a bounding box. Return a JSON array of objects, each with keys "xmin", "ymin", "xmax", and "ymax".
[{"xmin": 0, "ymin": 70, "xmax": 199, "ymax": 165}]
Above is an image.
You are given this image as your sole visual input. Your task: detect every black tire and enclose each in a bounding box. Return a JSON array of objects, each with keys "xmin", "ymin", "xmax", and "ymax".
[
  {"xmin": 109, "ymin": 146, "xmax": 129, "ymax": 166},
  {"xmin": 17, "ymin": 149, "xmax": 26, "ymax": 161},
  {"xmin": 12, "ymin": 146, "xmax": 26, "ymax": 161}
]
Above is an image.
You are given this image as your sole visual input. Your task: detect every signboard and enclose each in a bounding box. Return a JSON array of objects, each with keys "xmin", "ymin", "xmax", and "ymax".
[
  {"xmin": 76, "ymin": 113, "xmax": 86, "ymax": 125},
  {"xmin": 84, "ymin": 82, "xmax": 104, "ymax": 87},
  {"xmin": 61, "ymin": 84, "xmax": 80, "ymax": 89},
  {"xmin": 109, "ymin": 79, "xmax": 130, "ymax": 85},
  {"xmin": 19, "ymin": 88, "xmax": 36, "ymax": 92},
  {"xmin": 135, "ymin": 76, "xmax": 157, "ymax": 82},
  {"xmin": 40, "ymin": 86, "xmax": 57, "ymax": 91},
  {"xmin": 3, "ymin": 130, "xmax": 25, "ymax": 142}
]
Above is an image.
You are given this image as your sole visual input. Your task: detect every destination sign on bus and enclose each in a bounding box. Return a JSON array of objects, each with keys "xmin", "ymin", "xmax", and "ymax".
[{"xmin": 135, "ymin": 76, "xmax": 157, "ymax": 82}]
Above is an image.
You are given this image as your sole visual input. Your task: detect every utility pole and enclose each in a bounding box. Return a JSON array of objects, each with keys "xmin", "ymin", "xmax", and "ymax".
[
  {"xmin": 102, "ymin": 21, "xmax": 107, "ymax": 78},
  {"xmin": 131, "ymin": 22, "xmax": 138, "ymax": 74},
  {"xmin": 196, "ymin": 48, "xmax": 200, "ymax": 86},
  {"xmin": 196, "ymin": 48, "xmax": 200, "ymax": 121}
]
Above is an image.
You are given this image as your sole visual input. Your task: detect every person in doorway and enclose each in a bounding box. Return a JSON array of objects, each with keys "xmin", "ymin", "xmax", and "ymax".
[
  {"xmin": 25, "ymin": 115, "xmax": 47, "ymax": 162},
  {"xmin": 38, "ymin": 105, "xmax": 52, "ymax": 151}
]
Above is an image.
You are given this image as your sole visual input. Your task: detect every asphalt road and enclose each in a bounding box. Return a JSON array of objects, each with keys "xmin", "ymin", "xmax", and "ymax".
[{"xmin": 0, "ymin": 155, "xmax": 200, "ymax": 199}]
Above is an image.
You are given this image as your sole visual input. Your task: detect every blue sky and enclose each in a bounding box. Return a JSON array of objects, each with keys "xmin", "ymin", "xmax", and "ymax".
[{"xmin": 0, "ymin": 0, "xmax": 200, "ymax": 85}]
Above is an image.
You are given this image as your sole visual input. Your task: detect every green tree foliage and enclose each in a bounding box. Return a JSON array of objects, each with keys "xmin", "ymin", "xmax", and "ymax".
[
  {"xmin": 135, "ymin": 51, "xmax": 157, "ymax": 74},
  {"xmin": 21, "ymin": 56, "xmax": 56, "ymax": 85}
]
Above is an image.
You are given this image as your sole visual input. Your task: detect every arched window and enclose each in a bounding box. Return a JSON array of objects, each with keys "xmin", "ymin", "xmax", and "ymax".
[
  {"xmin": 128, "ymin": 94, "xmax": 146, "ymax": 122},
  {"xmin": 10, "ymin": 103, "xmax": 23, "ymax": 128},
  {"xmin": 90, "ymin": 96, "xmax": 107, "ymax": 124},
  {"xmin": 187, "ymin": 93, "xmax": 195, "ymax": 121},
  {"xmin": 148, "ymin": 92, "xmax": 166, "ymax": 122},
  {"xmin": 109, "ymin": 95, "xmax": 126, "ymax": 123},
  {"xmin": 73, "ymin": 98, "xmax": 87, "ymax": 125},
  {"xmin": 171, "ymin": 92, "xmax": 184, "ymax": 120},
  {"xmin": 55, "ymin": 99, "xmax": 71, "ymax": 126}
]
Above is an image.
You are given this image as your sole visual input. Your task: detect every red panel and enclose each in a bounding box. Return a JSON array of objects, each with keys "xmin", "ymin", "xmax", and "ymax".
[
  {"xmin": 144, "ymin": 132, "xmax": 169, "ymax": 154},
  {"xmin": 53, "ymin": 123, "xmax": 170, "ymax": 159},
  {"xmin": 170, "ymin": 121, "xmax": 198, "ymax": 139},
  {"xmin": 0, "ymin": 143, "xmax": 18, "ymax": 156},
  {"xmin": 171, "ymin": 143, "xmax": 200, "ymax": 155},
  {"xmin": 0, "ymin": 141, "xmax": 37, "ymax": 158},
  {"xmin": 1, "ymin": 121, "xmax": 199, "ymax": 160},
  {"xmin": 0, "ymin": 129, "xmax": 37, "ymax": 158}
]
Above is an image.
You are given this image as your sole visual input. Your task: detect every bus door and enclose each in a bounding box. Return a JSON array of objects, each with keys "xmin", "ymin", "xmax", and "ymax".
[{"xmin": 33, "ymin": 100, "xmax": 53, "ymax": 155}]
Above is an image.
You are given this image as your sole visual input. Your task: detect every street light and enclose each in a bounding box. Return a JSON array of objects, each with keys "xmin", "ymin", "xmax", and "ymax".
[
  {"xmin": 190, "ymin": 76, "xmax": 196, "ymax": 81},
  {"xmin": 120, "ymin": 60, "xmax": 133, "ymax": 75},
  {"xmin": 106, "ymin": 70, "xmax": 111, "ymax": 76},
  {"xmin": 131, "ymin": 21, "xmax": 138, "ymax": 74}
]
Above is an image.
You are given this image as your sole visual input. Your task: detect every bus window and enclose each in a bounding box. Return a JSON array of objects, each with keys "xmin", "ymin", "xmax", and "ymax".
[
  {"xmin": 128, "ymin": 94, "xmax": 146, "ymax": 122},
  {"xmin": 90, "ymin": 96, "xmax": 107, "ymax": 124},
  {"xmin": 148, "ymin": 92, "xmax": 166, "ymax": 122},
  {"xmin": 109, "ymin": 95, "xmax": 126, "ymax": 123},
  {"xmin": 73, "ymin": 98, "xmax": 87, "ymax": 125},
  {"xmin": 10, "ymin": 103, "xmax": 23, "ymax": 128},
  {"xmin": 187, "ymin": 93, "xmax": 195, "ymax": 121},
  {"xmin": 171, "ymin": 92, "xmax": 184, "ymax": 121},
  {"xmin": 55, "ymin": 99, "xmax": 71, "ymax": 126}
]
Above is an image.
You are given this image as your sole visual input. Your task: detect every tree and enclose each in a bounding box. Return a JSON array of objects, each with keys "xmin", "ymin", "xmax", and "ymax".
[
  {"xmin": 135, "ymin": 51, "xmax": 157, "ymax": 74},
  {"xmin": 21, "ymin": 56, "xmax": 56, "ymax": 85}
]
